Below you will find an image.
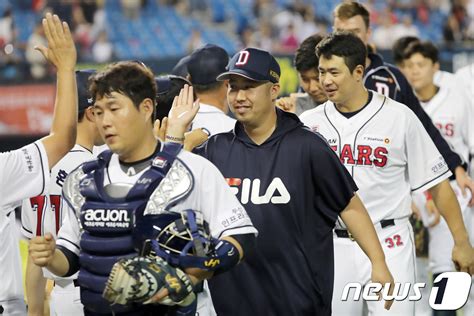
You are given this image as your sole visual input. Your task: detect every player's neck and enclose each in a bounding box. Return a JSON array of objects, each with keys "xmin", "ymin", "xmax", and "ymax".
[
  {"xmin": 198, "ymin": 94, "xmax": 228, "ymax": 114},
  {"xmin": 416, "ymin": 84, "xmax": 438, "ymax": 102},
  {"xmin": 335, "ymin": 88, "xmax": 369, "ymax": 113},
  {"xmin": 76, "ymin": 124, "xmax": 94, "ymax": 152},
  {"xmin": 119, "ymin": 131, "xmax": 157, "ymax": 163},
  {"xmin": 243, "ymin": 107, "xmax": 277, "ymax": 145}
]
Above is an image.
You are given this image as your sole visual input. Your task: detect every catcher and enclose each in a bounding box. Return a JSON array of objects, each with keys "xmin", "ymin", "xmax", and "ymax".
[{"xmin": 28, "ymin": 61, "xmax": 257, "ymax": 315}]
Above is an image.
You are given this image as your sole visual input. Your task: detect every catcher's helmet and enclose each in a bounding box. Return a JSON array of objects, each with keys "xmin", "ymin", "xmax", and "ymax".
[{"xmin": 133, "ymin": 209, "xmax": 214, "ymax": 264}]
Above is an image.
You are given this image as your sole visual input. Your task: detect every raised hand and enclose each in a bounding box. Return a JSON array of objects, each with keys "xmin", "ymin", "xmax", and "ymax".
[
  {"xmin": 276, "ymin": 96, "xmax": 296, "ymax": 113},
  {"xmin": 35, "ymin": 13, "xmax": 76, "ymax": 72},
  {"xmin": 166, "ymin": 85, "xmax": 200, "ymax": 141}
]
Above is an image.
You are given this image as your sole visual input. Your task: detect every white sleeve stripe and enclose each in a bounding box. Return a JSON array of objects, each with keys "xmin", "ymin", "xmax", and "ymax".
[
  {"xmin": 217, "ymin": 224, "xmax": 257, "ymax": 239},
  {"xmin": 411, "ymin": 169, "xmax": 450, "ymax": 192},
  {"xmin": 58, "ymin": 237, "xmax": 80, "ymax": 251},
  {"xmin": 33, "ymin": 142, "xmax": 46, "ymax": 196}
]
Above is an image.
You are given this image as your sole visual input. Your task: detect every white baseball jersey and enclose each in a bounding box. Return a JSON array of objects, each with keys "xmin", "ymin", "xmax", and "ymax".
[
  {"xmin": 300, "ymin": 91, "xmax": 451, "ymax": 316},
  {"xmin": 57, "ymin": 146, "xmax": 257, "ymax": 315},
  {"xmin": 434, "ymin": 70, "xmax": 456, "ymax": 89},
  {"xmin": 21, "ymin": 144, "xmax": 94, "ymax": 240},
  {"xmin": 300, "ymin": 91, "xmax": 452, "ymax": 224},
  {"xmin": 455, "ymin": 63, "xmax": 473, "ymax": 99},
  {"xmin": 191, "ymin": 103, "xmax": 236, "ymax": 136},
  {"xmin": 419, "ymin": 85, "xmax": 473, "ymax": 163},
  {"xmin": 0, "ymin": 141, "xmax": 49, "ymax": 313},
  {"xmin": 414, "ymin": 83, "xmax": 473, "ymax": 277}
]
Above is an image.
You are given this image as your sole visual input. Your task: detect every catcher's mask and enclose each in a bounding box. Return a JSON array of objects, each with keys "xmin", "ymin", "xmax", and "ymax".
[{"xmin": 133, "ymin": 209, "xmax": 215, "ymax": 266}]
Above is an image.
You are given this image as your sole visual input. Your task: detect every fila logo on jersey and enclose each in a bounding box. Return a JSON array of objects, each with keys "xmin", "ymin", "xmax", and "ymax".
[
  {"xmin": 330, "ymin": 144, "xmax": 388, "ymax": 167},
  {"xmin": 225, "ymin": 177, "xmax": 290, "ymax": 204}
]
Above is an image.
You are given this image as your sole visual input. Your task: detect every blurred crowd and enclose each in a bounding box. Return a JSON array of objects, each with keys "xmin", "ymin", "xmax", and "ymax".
[
  {"xmin": 233, "ymin": 0, "xmax": 474, "ymax": 53},
  {"xmin": 0, "ymin": 0, "xmax": 473, "ymax": 82}
]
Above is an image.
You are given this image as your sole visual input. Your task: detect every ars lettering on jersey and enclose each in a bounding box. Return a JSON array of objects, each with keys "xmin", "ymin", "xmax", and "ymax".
[
  {"xmin": 434, "ymin": 122, "xmax": 455, "ymax": 138},
  {"xmin": 225, "ymin": 177, "xmax": 291, "ymax": 205},
  {"xmin": 329, "ymin": 144, "xmax": 388, "ymax": 167}
]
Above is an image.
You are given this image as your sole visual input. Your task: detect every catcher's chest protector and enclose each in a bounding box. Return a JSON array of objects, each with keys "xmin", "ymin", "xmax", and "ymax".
[{"xmin": 71, "ymin": 143, "xmax": 191, "ymax": 314}]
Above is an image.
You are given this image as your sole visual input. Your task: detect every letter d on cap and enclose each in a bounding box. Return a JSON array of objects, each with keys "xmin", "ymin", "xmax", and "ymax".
[{"xmin": 236, "ymin": 51, "xmax": 250, "ymax": 66}]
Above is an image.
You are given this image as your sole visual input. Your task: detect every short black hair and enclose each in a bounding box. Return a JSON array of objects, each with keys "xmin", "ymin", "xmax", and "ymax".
[
  {"xmin": 316, "ymin": 32, "xmax": 367, "ymax": 73},
  {"xmin": 193, "ymin": 81, "xmax": 224, "ymax": 94},
  {"xmin": 403, "ymin": 41, "xmax": 439, "ymax": 64},
  {"xmin": 392, "ymin": 36, "xmax": 420, "ymax": 65},
  {"xmin": 89, "ymin": 61, "xmax": 157, "ymax": 119},
  {"xmin": 155, "ymin": 76, "xmax": 190, "ymax": 121},
  {"xmin": 294, "ymin": 34, "xmax": 324, "ymax": 72}
]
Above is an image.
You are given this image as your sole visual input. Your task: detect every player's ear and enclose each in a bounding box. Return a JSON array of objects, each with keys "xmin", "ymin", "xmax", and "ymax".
[
  {"xmin": 270, "ymin": 83, "xmax": 280, "ymax": 101},
  {"xmin": 140, "ymin": 98, "xmax": 154, "ymax": 123},
  {"xmin": 353, "ymin": 64, "xmax": 365, "ymax": 82},
  {"xmin": 434, "ymin": 61, "xmax": 440, "ymax": 72},
  {"xmin": 84, "ymin": 107, "xmax": 95, "ymax": 123}
]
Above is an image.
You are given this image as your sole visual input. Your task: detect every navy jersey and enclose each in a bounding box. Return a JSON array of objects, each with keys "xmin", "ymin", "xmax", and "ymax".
[
  {"xmin": 364, "ymin": 53, "xmax": 463, "ymax": 173},
  {"xmin": 196, "ymin": 109, "xmax": 358, "ymax": 316}
]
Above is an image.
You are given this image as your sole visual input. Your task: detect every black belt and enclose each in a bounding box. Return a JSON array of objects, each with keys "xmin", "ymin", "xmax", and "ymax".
[{"xmin": 335, "ymin": 219, "xmax": 396, "ymax": 239}]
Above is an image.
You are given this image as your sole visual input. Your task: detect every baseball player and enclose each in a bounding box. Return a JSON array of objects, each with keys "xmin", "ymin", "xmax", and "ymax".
[
  {"xmin": 0, "ymin": 14, "xmax": 77, "ymax": 315},
  {"xmin": 333, "ymin": 1, "xmax": 474, "ymax": 202},
  {"xmin": 276, "ymin": 34, "xmax": 326, "ymax": 115},
  {"xmin": 29, "ymin": 61, "xmax": 257, "ymax": 315},
  {"xmin": 22, "ymin": 70, "xmax": 102, "ymax": 316},
  {"xmin": 187, "ymin": 44, "xmax": 236, "ymax": 136},
  {"xmin": 392, "ymin": 36, "xmax": 462, "ymax": 89},
  {"xmin": 186, "ymin": 47, "xmax": 395, "ymax": 316},
  {"xmin": 455, "ymin": 63, "xmax": 474, "ymax": 181},
  {"xmin": 402, "ymin": 41, "xmax": 473, "ymax": 316},
  {"xmin": 299, "ymin": 32, "xmax": 474, "ymax": 316}
]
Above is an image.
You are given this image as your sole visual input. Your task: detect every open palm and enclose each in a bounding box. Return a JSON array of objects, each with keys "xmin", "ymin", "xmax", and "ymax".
[{"xmin": 167, "ymin": 84, "xmax": 200, "ymax": 134}]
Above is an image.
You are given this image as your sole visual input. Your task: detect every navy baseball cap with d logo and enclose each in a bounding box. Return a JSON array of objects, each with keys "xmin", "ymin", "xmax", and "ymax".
[
  {"xmin": 76, "ymin": 69, "xmax": 96, "ymax": 113},
  {"xmin": 217, "ymin": 48, "xmax": 280, "ymax": 83}
]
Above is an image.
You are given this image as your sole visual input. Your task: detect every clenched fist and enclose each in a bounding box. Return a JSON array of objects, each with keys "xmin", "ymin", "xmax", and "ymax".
[{"xmin": 29, "ymin": 233, "xmax": 56, "ymax": 267}]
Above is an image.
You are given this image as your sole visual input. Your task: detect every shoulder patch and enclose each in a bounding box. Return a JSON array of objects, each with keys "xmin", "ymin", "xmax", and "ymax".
[{"xmin": 21, "ymin": 147, "xmax": 38, "ymax": 174}]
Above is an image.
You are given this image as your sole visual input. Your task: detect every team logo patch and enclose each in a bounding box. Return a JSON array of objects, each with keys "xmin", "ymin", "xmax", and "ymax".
[
  {"xmin": 269, "ymin": 70, "xmax": 280, "ymax": 81},
  {"xmin": 152, "ymin": 156, "xmax": 167, "ymax": 168}
]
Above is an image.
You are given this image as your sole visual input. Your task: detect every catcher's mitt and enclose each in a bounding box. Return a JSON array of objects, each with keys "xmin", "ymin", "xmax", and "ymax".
[{"xmin": 103, "ymin": 256, "xmax": 195, "ymax": 306}]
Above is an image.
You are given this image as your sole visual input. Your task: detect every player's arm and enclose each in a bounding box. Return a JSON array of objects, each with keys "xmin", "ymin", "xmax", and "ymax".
[
  {"xmin": 36, "ymin": 13, "xmax": 78, "ymax": 169},
  {"xmin": 29, "ymin": 233, "xmax": 71, "ymax": 276},
  {"xmin": 29, "ymin": 205, "xmax": 81, "ymax": 277},
  {"xmin": 428, "ymin": 180, "xmax": 474, "ymax": 274},
  {"xmin": 183, "ymin": 234, "xmax": 252, "ymax": 284},
  {"xmin": 340, "ymin": 194, "xmax": 395, "ymax": 310},
  {"xmin": 25, "ymin": 254, "xmax": 47, "ymax": 316}
]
